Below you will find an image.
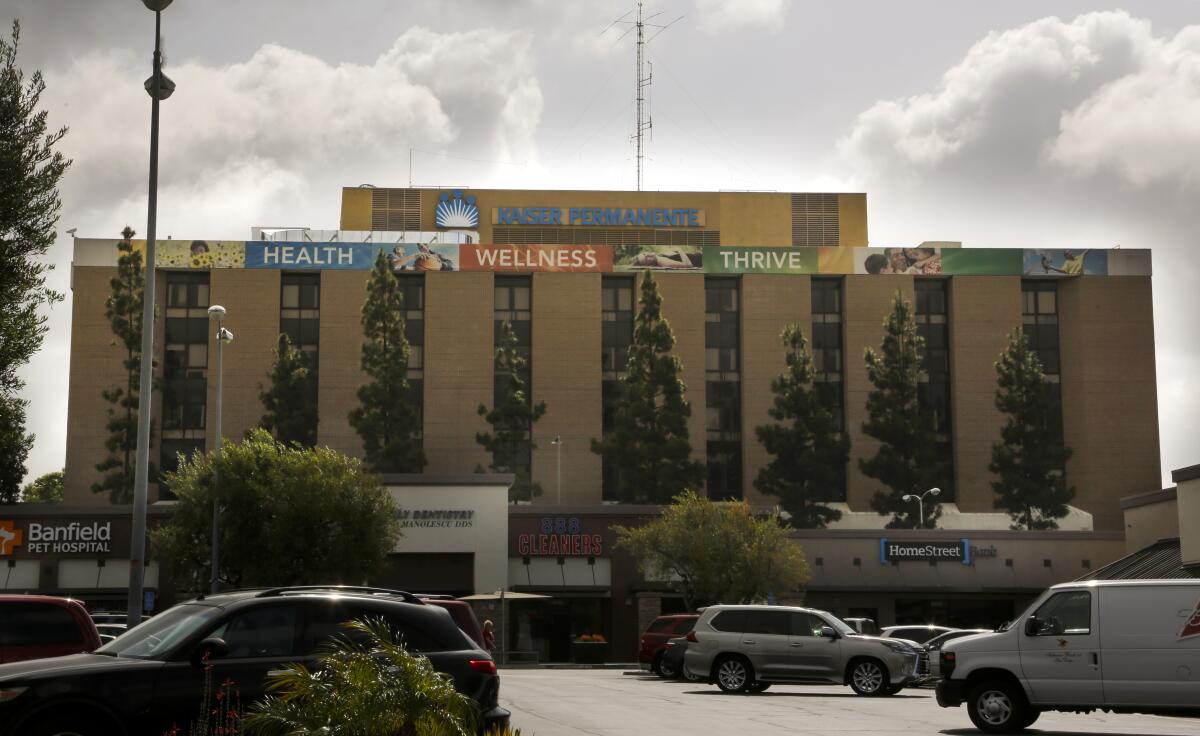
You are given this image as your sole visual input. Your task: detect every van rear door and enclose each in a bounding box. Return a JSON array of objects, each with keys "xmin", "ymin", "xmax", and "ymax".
[
  {"xmin": 1099, "ymin": 583, "xmax": 1200, "ymax": 707},
  {"xmin": 1017, "ymin": 588, "xmax": 1102, "ymax": 705}
]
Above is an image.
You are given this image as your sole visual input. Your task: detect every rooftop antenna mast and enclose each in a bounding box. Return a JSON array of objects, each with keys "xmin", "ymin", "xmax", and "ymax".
[{"xmin": 607, "ymin": 3, "xmax": 683, "ymax": 191}]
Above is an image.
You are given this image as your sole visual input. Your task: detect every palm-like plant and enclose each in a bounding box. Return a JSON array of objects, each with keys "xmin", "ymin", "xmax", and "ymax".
[{"xmin": 242, "ymin": 618, "xmax": 478, "ymax": 736}]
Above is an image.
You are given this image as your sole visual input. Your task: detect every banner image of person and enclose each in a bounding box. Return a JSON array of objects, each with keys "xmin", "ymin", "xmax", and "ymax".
[
  {"xmin": 147, "ymin": 240, "xmax": 246, "ymax": 269},
  {"xmin": 612, "ymin": 244, "xmax": 702, "ymax": 271},
  {"xmin": 703, "ymin": 246, "xmax": 818, "ymax": 274},
  {"xmin": 460, "ymin": 244, "xmax": 612, "ymax": 272},
  {"xmin": 1023, "ymin": 249, "xmax": 1108, "ymax": 276},
  {"xmin": 388, "ymin": 243, "xmax": 459, "ymax": 272},
  {"xmin": 854, "ymin": 247, "xmax": 943, "ymax": 275}
]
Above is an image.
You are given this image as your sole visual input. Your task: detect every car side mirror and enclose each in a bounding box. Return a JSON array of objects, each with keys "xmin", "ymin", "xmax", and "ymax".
[
  {"xmin": 1023, "ymin": 617, "xmax": 1039, "ymax": 637},
  {"xmin": 820, "ymin": 626, "xmax": 839, "ymax": 639},
  {"xmin": 189, "ymin": 637, "xmax": 229, "ymax": 670}
]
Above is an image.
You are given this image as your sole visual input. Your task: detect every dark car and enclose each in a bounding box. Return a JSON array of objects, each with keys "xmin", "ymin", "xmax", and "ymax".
[
  {"xmin": 921, "ymin": 628, "xmax": 989, "ymax": 679},
  {"xmin": 0, "ymin": 586, "xmax": 508, "ymax": 736},
  {"xmin": 0, "ymin": 595, "xmax": 102, "ymax": 664},
  {"xmin": 880, "ymin": 624, "xmax": 955, "ymax": 645},
  {"xmin": 639, "ymin": 613, "xmax": 698, "ymax": 676},
  {"xmin": 659, "ymin": 635, "xmax": 700, "ymax": 681}
]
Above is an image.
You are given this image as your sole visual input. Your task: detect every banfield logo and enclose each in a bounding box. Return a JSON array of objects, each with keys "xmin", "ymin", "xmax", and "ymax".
[
  {"xmin": 0, "ymin": 520, "xmax": 22, "ymax": 555},
  {"xmin": 435, "ymin": 190, "xmax": 479, "ymax": 228}
]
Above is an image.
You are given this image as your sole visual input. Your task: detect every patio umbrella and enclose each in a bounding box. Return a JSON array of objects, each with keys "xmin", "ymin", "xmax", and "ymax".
[{"xmin": 458, "ymin": 590, "xmax": 550, "ymax": 665}]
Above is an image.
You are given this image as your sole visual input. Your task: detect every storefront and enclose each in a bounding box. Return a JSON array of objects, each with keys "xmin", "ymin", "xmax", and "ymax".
[{"xmin": 0, "ymin": 505, "xmax": 175, "ymax": 613}]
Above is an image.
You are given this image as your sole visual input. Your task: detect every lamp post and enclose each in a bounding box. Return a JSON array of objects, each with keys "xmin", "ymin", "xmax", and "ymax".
[
  {"xmin": 550, "ymin": 435, "xmax": 562, "ymax": 504},
  {"xmin": 127, "ymin": 0, "xmax": 176, "ymax": 626},
  {"xmin": 902, "ymin": 487, "xmax": 941, "ymax": 529},
  {"xmin": 207, "ymin": 305, "xmax": 233, "ymax": 593}
]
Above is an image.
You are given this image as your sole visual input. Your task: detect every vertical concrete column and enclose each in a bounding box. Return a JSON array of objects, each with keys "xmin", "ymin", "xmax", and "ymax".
[
  {"xmin": 948, "ymin": 276, "xmax": 1021, "ymax": 512},
  {"xmin": 65, "ymin": 267, "xmax": 126, "ymax": 504},
  {"xmin": 740, "ymin": 274, "xmax": 810, "ymax": 506},
  {"xmin": 1058, "ymin": 277, "xmax": 1160, "ymax": 531},
  {"xmin": 654, "ymin": 275, "xmax": 708, "ymax": 478},
  {"xmin": 423, "ymin": 271, "xmax": 495, "ymax": 474},
  {"xmin": 531, "ymin": 273, "xmax": 602, "ymax": 504},
  {"xmin": 317, "ymin": 270, "xmax": 371, "ymax": 458},
  {"xmin": 843, "ymin": 276, "xmax": 915, "ymax": 512},
  {"xmin": 208, "ymin": 270, "xmax": 280, "ymax": 450}
]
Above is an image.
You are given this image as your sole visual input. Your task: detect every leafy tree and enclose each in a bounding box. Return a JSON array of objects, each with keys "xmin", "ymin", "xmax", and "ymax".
[
  {"xmin": 20, "ymin": 469, "xmax": 63, "ymax": 503},
  {"xmin": 860, "ymin": 292, "xmax": 948, "ymax": 529},
  {"xmin": 990, "ymin": 329, "xmax": 1076, "ymax": 530},
  {"xmin": 348, "ymin": 252, "xmax": 425, "ymax": 473},
  {"xmin": 260, "ymin": 333, "xmax": 318, "ymax": 447},
  {"xmin": 476, "ymin": 320, "xmax": 546, "ymax": 503},
  {"xmin": 151, "ymin": 429, "xmax": 399, "ymax": 592},
  {"xmin": 754, "ymin": 325, "xmax": 849, "ymax": 528},
  {"xmin": 592, "ymin": 273, "xmax": 704, "ymax": 503},
  {"xmin": 243, "ymin": 618, "xmax": 479, "ymax": 736},
  {"xmin": 93, "ymin": 227, "xmax": 153, "ymax": 503},
  {"xmin": 615, "ymin": 491, "xmax": 810, "ymax": 610},
  {"xmin": 0, "ymin": 21, "xmax": 70, "ymax": 503}
]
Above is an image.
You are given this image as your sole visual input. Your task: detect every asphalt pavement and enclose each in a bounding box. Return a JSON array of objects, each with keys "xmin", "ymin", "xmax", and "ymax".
[{"xmin": 499, "ymin": 669, "xmax": 1199, "ymax": 736}]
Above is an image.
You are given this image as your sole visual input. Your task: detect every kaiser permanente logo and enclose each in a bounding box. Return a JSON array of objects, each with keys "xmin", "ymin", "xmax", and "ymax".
[
  {"xmin": 435, "ymin": 190, "xmax": 479, "ymax": 228},
  {"xmin": 0, "ymin": 520, "xmax": 22, "ymax": 555}
]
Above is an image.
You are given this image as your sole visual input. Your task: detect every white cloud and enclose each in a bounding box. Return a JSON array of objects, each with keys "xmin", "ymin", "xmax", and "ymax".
[{"xmin": 693, "ymin": 0, "xmax": 790, "ymax": 34}]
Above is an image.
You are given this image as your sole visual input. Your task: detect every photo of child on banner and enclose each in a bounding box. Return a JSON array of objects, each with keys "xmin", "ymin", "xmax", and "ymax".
[
  {"xmin": 1023, "ymin": 249, "xmax": 1107, "ymax": 276},
  {"xmin": 858, "ymin": 247, "xmax": 942, "ymax": 275}
]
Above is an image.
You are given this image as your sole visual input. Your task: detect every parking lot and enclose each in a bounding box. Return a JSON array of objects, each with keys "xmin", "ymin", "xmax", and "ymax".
[{"xmin": 500, "ymin": 669, "xmax": 1200, "ymax": 736}]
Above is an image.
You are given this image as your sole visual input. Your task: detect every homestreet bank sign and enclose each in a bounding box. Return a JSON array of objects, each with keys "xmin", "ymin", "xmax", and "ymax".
[
  {"xmin": 492, "ymin": 205, "xmax": 705, "ymax": 228},
  {"xmin": 879, "ymin": 538, "xmax": 971, "ymax": 565}
]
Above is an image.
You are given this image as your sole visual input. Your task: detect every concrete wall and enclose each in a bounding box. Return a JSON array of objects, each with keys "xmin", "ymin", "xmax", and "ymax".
[
  {"xmin": 1121, "ymin": 488, "xmax": 1180, "ymax": 553},
  {"xmin": 654, "ymin": 274, "xmax": 708, "ymax": 474},
  {"xmin": 317, "ymin": 270, "xmax": 370, "ymax": 458},
  {"xmin": 1173, "ymin": 466, "xmax": 1200, "ymax": 567}
]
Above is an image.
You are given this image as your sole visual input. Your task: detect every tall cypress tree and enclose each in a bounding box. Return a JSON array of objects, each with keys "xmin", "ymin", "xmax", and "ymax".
[
  {"xmin": 477, "ymin": 320, "xmax": 547, "ymax": 503},
  {"xmin": 592, "ymin": 273, "xmax": 704, "ymax": 503},
  {"xmin": 93, "ymin": 227, "xmax": 153, "ymax": 503},
  {"xmin": 754, "ymin": 324, "xmax": 849, "ymax": 528},
  {"xmin": 260, "ymin": 333, "xmax": 318, "ymax": 448},
  {"xmin": 0, "ymin": 21, "xmax": 70, "ymax": 503},
  {"xmin": 348, "ymin": 252, "xmax": 425, "ymax": 473},
  {"xmin": 860, "ymin": 292, "xmax": 948, "ymax": 529},
  {"xmin": 990, "ymin": 329, "xmax": 1075, "ymax": 530}
]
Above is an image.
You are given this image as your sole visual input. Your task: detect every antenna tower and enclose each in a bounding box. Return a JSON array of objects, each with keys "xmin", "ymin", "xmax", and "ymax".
[{"xmin": 607, "ymin": 3, "xmax": 683, "ymax": 191}]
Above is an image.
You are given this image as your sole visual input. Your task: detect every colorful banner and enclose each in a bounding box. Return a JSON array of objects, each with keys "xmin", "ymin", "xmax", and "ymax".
[
  {"xmin": 704, "ymin": 247, "xmax": 817, "ymax": 274},
  {"xmin": 116, "ymin": 241, "xmax": 1150, "ymax": 277},
  {"xmin": 461, "ymin": 245, "xmax": 610, "ymax": 272}
]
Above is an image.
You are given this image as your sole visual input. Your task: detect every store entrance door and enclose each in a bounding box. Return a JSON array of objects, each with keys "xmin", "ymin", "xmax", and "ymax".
[{"xmin": 511, "ymin": 598, "xmax": 605, "ymax": 663}]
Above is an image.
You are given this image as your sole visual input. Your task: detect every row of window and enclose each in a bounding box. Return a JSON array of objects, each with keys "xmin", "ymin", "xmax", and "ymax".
[{"xmin": 155, "ymin": 273, "xmax": 1065, "ymax": 502}]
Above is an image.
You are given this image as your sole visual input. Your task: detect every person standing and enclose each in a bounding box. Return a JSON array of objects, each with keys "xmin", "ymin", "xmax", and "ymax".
[{"xmin": 482, "ymin": 619, "xmax": 496, "ymax": 653}]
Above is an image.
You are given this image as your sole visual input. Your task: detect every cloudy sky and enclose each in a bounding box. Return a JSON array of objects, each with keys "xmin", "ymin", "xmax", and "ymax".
[{"xmin": 10, "ymin": 1, "xmax": 1199, "ymax": 488}]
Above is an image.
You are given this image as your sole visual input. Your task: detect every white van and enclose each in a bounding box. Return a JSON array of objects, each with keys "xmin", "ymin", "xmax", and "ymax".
[{"xmin": 935, "ymin": 580, "xmax": 1200, "ymax": 733}]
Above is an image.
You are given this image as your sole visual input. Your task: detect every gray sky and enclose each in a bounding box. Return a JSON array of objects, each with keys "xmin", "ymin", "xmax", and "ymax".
[{"xmin": 11, "ymin": 1, "xmax": 1199, "ymax": 489}]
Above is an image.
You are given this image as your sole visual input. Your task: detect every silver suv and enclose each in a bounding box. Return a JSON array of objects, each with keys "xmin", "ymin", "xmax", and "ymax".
[{"xmin": 683, "ymin": 604, "xmax": 921, "ymax": 696}]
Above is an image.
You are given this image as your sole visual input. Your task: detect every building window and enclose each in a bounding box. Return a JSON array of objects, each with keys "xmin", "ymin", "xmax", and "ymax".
[
  {"xmin": 811, "ymin": 277, "xmax": 846, "ymax": 501},
  {"xmin": 161, "ymin": 272, "xmax": 210, "ymax": 494},
  {"xmin": 280, "ymin": 273, "xmax": 320, "ymax": 369},
  {"xmin": 398, "ymin": 275, "xmax": 425, "ymax": 423},
  {"xmin": 601, "ymin": 277, "xmax": 635, "ymax": 501},
  {"xmin": 915, "ymin": 279, "xmax": 953, "ymax": 500},
  {"xmin": 494, "ymin": 276, "xmax": 533, "ymax": 479},
  {"xmin": 705, "ymin": 278, "xmax": 741, "ymax": 500},
  {"xmin": 1022, "ymin": 280, "xmax": 1065, "ymax": 455}
]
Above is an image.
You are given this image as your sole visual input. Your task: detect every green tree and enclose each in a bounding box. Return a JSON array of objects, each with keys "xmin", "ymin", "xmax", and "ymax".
[
  {"xmin": 20, "ymin": 468, "xmax": 63, "ymax": 503},
  {"xmin": 0, "ymin": 21, "xmax": 70, "ymax": 503},
  {"xmin": 476, "ymin": 320, "xmax": 546, "ymax": 503},
  {"xmin": 990, "ymin": 329, "xmax": 1076, "ymax": 530},
  {"xmin": 260, "ymin": 333, "xmax": 318, "ymax": 447},
  {"xmin": 592, "ymin": 273, "xmax": 704, "ymax": 503},
  {"xmin": 754, "ymin": 325, "xmax": 849, "ymax": 528},
  {"xmin": 93, "ymin": 227, "xmax": 152, "ymax": 503},
  {"xmin": 616, "ymin": 491, "xmax": 810, "ymax": 610},
  {"xmin": 860, "ymin": 292, "xmax": 948, "ymax": 529},
  {"xmin": 243, "ymin": 618, "xmax": 478, "ymax": 736},
  {"xmin": 349, "ymin": 252, "xmax": 425, "ymax": 473},
  {"xmin": 151, "ymin": 429, "xmax": 399, "ymax": 592}
]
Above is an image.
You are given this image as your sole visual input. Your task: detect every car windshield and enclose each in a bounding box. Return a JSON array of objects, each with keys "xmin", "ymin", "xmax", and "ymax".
[
  {"xmin": 95, "ymin": 603, "xmax": 222, "ymax": 660},
  {"xmin": 822, "ymin": 614, "xmax": 857, "ymax": 636}
]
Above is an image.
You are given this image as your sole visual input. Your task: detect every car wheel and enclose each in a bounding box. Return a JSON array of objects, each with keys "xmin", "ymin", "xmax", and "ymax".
[
  {"xmin": 714, "ymin": 655, "xmax": 753, "ymax": 693},
  {"xmin": 883, "ymin": 683, "xmax": 905, "ymax": 696},
  {"xmin": 1020, "ymin": 709, "xmax": 1041, "ymax": 729},
  {"xmin": 658, "ymin": 655, "xmax": 679, "ymax": 679},
  {"xmin": 967, "ymin": 679, "xmax": 1030, "ymax": 733},
  {"xmin": 848, "ymin": 658, "xmax": 889, "ymax": 696},
  {"xmin": 25, "ymin": 716, "xmax": 107, "ymax": 736},
  {"xmin": 682, "ymin": 666, "xmax": 702, "ymax": 683},
  {"xmin": 651, "ymin": 651, "xmax": 666, "ymax": 676},
  {"xmin": 747, "ymin": 682, "xmax": 771, "ymax": 693}
]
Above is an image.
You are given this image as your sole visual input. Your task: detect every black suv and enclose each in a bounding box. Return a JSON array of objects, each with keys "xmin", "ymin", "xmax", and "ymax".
[{"xmin": 0, "ymin": 586, "xmax": 509, "ymax": 735}]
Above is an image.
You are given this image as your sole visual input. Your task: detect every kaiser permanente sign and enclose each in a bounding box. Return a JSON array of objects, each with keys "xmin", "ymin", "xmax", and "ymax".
[{"xmin": 880, "ymin": 538, "xmax": 971, "ymax": 565}]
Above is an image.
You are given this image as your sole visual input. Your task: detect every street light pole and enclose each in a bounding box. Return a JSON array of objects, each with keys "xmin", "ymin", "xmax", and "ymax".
[
  {"xmin": 551, "ymin": 435, "xmax": 562, "ymax": 504},
  {"xmin": 127, "ymin": 0, "xmax": 176, "ymax": 626},
  {"xmin": 207, "ymin": 306, "xmax": 232, "ymax": 593},
  {"xmin": 902, "ymin": 487, "xmax": 941, "ymax": 528}
]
